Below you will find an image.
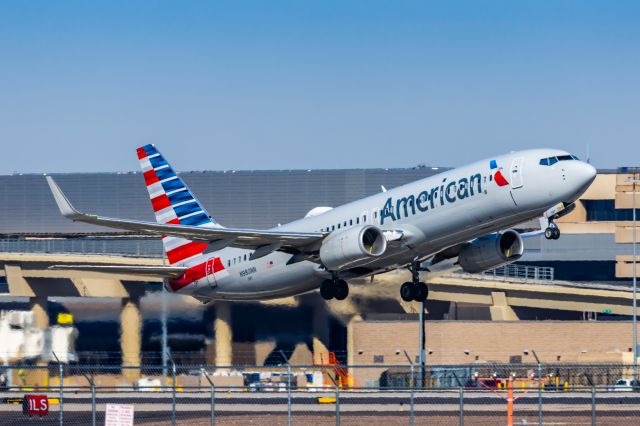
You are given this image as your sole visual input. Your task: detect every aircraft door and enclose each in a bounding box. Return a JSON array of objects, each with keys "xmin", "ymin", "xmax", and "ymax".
[
  {"xmin": 205, "ymin": 258, "xmax": 218, "ymax": 287},
  {"xmin": 510, "ymin": 157, "xmax": 524, "ymax": 189}
]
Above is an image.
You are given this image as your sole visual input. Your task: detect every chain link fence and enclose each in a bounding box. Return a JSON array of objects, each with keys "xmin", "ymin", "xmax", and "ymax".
[{"xmin": 1, "ymin": 363, "xmax": 640, "ymax": 425}]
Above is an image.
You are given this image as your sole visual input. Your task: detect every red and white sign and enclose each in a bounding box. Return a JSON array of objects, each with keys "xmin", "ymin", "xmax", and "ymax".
[
  {"xmin": 23, "ymin": 394, "xmax": 49, "ymax": 416},
  {"xmin": 105, "ymin": 403, "xmax": 135, "ymax": 426}
]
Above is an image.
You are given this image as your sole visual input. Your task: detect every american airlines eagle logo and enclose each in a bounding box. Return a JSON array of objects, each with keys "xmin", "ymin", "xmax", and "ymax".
[{"xmin": 489, "ymin": 160, "xmax": 509, "ymax": 187}]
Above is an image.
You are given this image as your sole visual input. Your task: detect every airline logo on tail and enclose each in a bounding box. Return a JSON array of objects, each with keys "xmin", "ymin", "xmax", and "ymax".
[
  {"xmin": 137, "ymin": 144, "xmax": 229, "ymax": 291},
  {"xmin": 489, "ymin": 160, "xmax": 509, "ymax": 187}
]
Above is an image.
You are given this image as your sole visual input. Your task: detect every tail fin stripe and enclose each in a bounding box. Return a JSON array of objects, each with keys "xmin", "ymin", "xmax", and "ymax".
[
  {"xmin": 168, "ymin": 191, "xmax": 193, "ymax": 204},
  {"xmin": 162, "ymin": 179, "xmax": 184, "ymax": 193},
  {"xmin": 149, "ymin": 156, "xmax": 169, "ymax": 169},
  {"xmin": 167, "ymin": 241, "xmax": 208, "ymax": 264},
  {"xmin": 179, "ymin": 213, "xmax": 210, "ymax": 226},
  {"xmin": 173, "ymin": 203, "xmax": 200, "ymax": 217},
  {"xmin": 151, "ymin": 195, "xmax": 172, "ymax": 212},
  {"xmin": 144, "ymin": 170, "xmax": 159, "ymax": 186},
  {"xmin": 140, "ymin": 158, "xmax": 153, "ymax": 172},
  {"xmin": 155, "ymin": 167, "xmax": 175, "ymax": 181},
  {"xmin": 177, "ymin": 209, "xmax": 204, "ymax": 221},
  {"xmin": 157, "ymin": 209, "xmax": 178, "ymax": 224},
  {"xmin": 147, "ymin": 182, "xmax": 165, "ymax": 199}
]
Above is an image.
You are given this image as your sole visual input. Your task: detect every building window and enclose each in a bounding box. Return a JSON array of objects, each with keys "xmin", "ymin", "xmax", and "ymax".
[
  {"xmin": 583, "ymin": 200, "xmax": 635, "ymax": 221},
  {"xmin": 373, "ymin": 355, "xmax": 384, "ymax": 363}
]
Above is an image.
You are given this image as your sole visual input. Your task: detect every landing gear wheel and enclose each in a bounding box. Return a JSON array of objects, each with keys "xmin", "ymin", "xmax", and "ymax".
[
  {"xmin": 545, "ymin": 227, "xmax": 561, "ymax": 240},
  {"xmin": 334, "ymin": 280, "xmax": 349, "ymax": 301},
  {"xmin": 320, "ymin": 279, "xmax": 334, "ymax": 300},
  {"xmin": 544, "ymin": 227, "xmax": 554, "ymax": 240},
  {"xmin": 400, "ymin": 282, "xmax": 415, "ymax": 302},
  {"xmin": 414, "ymin": 282, "xmax": 428, "ymax": 302}
]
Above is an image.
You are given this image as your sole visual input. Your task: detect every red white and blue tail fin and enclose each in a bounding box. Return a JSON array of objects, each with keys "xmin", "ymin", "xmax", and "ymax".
[{"xmin": 137, "ymin": 144, "xmax": 219, "ymax": 265}]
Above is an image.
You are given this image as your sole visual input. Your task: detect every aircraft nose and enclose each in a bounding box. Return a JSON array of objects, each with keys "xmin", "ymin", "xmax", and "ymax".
[{"xmin": 576, "ymin": 161, "xmax": 597, "ymax": 187}]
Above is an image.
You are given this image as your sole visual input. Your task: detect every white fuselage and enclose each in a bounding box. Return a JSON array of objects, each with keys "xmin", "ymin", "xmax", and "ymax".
[{"xmin": 181, "ymin": 149, "xmax": 596, "ymax": 301}]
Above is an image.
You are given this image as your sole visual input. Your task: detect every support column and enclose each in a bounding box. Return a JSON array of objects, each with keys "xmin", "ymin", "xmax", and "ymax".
[
  {"xmin": 214, "ymin": 302, "xmax": 233, "ymax": 367},
  {"xmin": 120, "ymin": 296, "xmax": 142, "ymax": 381},
  {"xmin": 26, "ymin": 297, "xmax": 49, "ymax": 386},
  {"xmin": 489, "ymin": 292, "xmax": 519, "ymax": 321},
  {"xmin": 312, "ymin": 305, "xmax": 330, "ymax": 364}
]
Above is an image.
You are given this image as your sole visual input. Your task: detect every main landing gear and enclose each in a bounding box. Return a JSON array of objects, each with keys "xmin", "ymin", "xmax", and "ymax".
[
  {"xmin": 400, "ymin": 261, "xmax": 429, "ymax": 303},
  {"xmin": 544, "ymin": 220, "xmax": 561, "ymax": 240},
  {"xmin": 320, "ymin": 276, "xmax": 349, "ymax": 301}
]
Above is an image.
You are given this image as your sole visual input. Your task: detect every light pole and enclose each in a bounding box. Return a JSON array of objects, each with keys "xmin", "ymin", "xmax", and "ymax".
[{"xmin": 630, "ymin": 171, "xmax": 639, "ymax": 380}]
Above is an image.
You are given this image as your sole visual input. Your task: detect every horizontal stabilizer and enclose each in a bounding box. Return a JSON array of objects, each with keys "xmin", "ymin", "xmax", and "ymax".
[
  {"xmin": 48, "ymin": 264, "xmax": 188, "ymax": 278},
  {"xmin": 46, "ymin": 176, "xmax": 325, "ymax": 250}
]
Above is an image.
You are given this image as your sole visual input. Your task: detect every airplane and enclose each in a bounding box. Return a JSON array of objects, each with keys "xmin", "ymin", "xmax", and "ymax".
[{"xmin": 46, "ymin": 145, "xmax": 596, "ymax": 303}]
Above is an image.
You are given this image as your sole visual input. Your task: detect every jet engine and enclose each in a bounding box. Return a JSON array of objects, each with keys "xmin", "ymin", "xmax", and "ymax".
[
  {"xmin": 457, "ymin": 229, "xmax": 524, "ymax": 274},
  {"xmin": 319, "ymin": 225, "xmax": 387, "ymax": 271}
]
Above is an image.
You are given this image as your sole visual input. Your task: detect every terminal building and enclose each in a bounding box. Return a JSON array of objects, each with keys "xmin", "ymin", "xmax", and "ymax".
[{"xmin": 0, "ymin": 166, "xmax": 638, "ymax": 385}]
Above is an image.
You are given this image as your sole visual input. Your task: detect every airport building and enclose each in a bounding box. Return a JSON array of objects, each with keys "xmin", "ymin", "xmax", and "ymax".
[{"xmin": 0, "ymin": 166, "xmax": 638, "ymax": 386}]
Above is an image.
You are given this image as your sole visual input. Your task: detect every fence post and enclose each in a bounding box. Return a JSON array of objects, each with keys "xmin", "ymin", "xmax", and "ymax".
[
  {"xmin": 287, "ymin": 363, "xmax": 292, "ymax": 426},
  {"xmin": 52, "ymin": 352, "xmax": 63, "ymax": 426},
  {"xmin": 82, "ymin": 371, "xmax": 97, "ymax": 426},
  {"xmin": 459, "ymin": 386, "xmax": 464, "ymax": 426},
  {"xmin": 91, "ymin": 382, "xmax": 96, "ymax": 426},
  {"xmin": 203, "ymin": 371, "xmax": 216, "ymax": 426},
  {"xmin": 409, "ymin": 364, "xmax": 415, "ymax": 426},
  {"xmin": 532, "ymin": 351, "xmax": 543, "ymax": 426},
  {"xmin": 335, "ymin": 381, "xmax": 340, "ymax": 426},
  {"xmin": 171, "ymin": 359, "xmax": 176, "ymax": 426},
  {"xmin": 591, "ymin": 385, "xmax": 596, "ymax": 426}
]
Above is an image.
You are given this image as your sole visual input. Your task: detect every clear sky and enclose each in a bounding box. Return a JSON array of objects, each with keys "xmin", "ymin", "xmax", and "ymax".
[{"xmin": 0, "ymin": 0, "xmax": 638, "ymax": 174}]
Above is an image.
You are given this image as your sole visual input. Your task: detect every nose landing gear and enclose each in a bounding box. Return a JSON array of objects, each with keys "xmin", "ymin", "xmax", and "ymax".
[
  {"xmin": 320, "ymin": 276, "xmax": 349, "ymax": 301},
  {"xmin": 400, "ymin": 261, "xmax": 429, "ymax": 302}
]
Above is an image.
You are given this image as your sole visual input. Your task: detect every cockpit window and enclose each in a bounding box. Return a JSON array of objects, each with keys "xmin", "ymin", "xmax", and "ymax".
[
  {"xmin": 571, "ymin": 154, "xmax": 580, "ymax": 160},
  {"xmin": 539, "ymin": 155, "xmax": 578, "ymax": 166}
]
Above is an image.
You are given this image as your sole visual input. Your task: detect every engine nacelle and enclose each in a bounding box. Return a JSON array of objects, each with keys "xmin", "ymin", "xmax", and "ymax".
[
  {"xmin": 319, "ymin": 225, "xmax": 387, "ymax": 271},
  {"xmin": 458, "ymin": 229, "xmax": 524, "ymax": 274}
]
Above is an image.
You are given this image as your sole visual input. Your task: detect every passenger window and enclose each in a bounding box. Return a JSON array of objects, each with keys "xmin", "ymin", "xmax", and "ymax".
[
  {"xmin": 350, "ymin": 219, "xmax": 353, "ymax": 226},
  {"xmin": 332, "ymin": 225, "xmax": 335, "ymax": 231},
  {"xmin": 244, "ymin": 254, "xmax": 247, "ymax": 261},
  {"xmin": 489, "ymin": 175, "xmax": 493, "ymax": 181},
  {"xmin": 363, "ymin": 215, "xmax": 367, "ymax": 222},
  {"xmin": 356, "ymin": 217, "xmax": 360, "ymax": 224},
  {"xmin": 338, "ymin": 223, "xmax": 341, "ymax": 229},
  {"xmin": 233, "ymin": 258, "xmax": 236, "ymax": 265},
  {"xmin": 227, "ymin": 259, "xmax": 231, "ymax": 267},
  {"xmin": 344, "ymin": 221, "xmax": 347, "ymax": 227},
  {"xmin": 374, "ymin": 212, "xmax": 378, "ymax": 219}
]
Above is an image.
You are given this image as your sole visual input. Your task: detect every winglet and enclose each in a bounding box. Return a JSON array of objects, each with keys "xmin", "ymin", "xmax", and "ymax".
[{"xmin": 46, "ymin": 176, "xmax": 83, "ymax": 220}]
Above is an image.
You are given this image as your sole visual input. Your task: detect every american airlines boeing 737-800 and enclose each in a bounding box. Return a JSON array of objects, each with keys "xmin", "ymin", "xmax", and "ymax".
[{"xmin": 46, "ymin": 145, "xmax": 596, "ymax": 303}]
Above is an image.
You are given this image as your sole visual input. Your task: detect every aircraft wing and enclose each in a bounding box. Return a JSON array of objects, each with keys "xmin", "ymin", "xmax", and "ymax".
[
  {"xmin": 48, "ymin": 264, "xmax": 188, "ymax": 278},
  {"xmin": 46, "ymin": 176, "xmax": 325, "ymax": 251}
]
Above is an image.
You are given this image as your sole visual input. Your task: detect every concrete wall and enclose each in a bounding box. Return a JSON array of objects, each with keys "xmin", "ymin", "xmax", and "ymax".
[{"xmin": 350, "ymin": 319, "xmax": 638, "ymax": 386}]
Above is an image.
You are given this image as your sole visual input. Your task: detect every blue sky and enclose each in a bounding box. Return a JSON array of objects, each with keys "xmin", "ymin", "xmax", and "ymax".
[{"xmin": 0, "ymin": 1, "xmax": 638, "ymax": 173}]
